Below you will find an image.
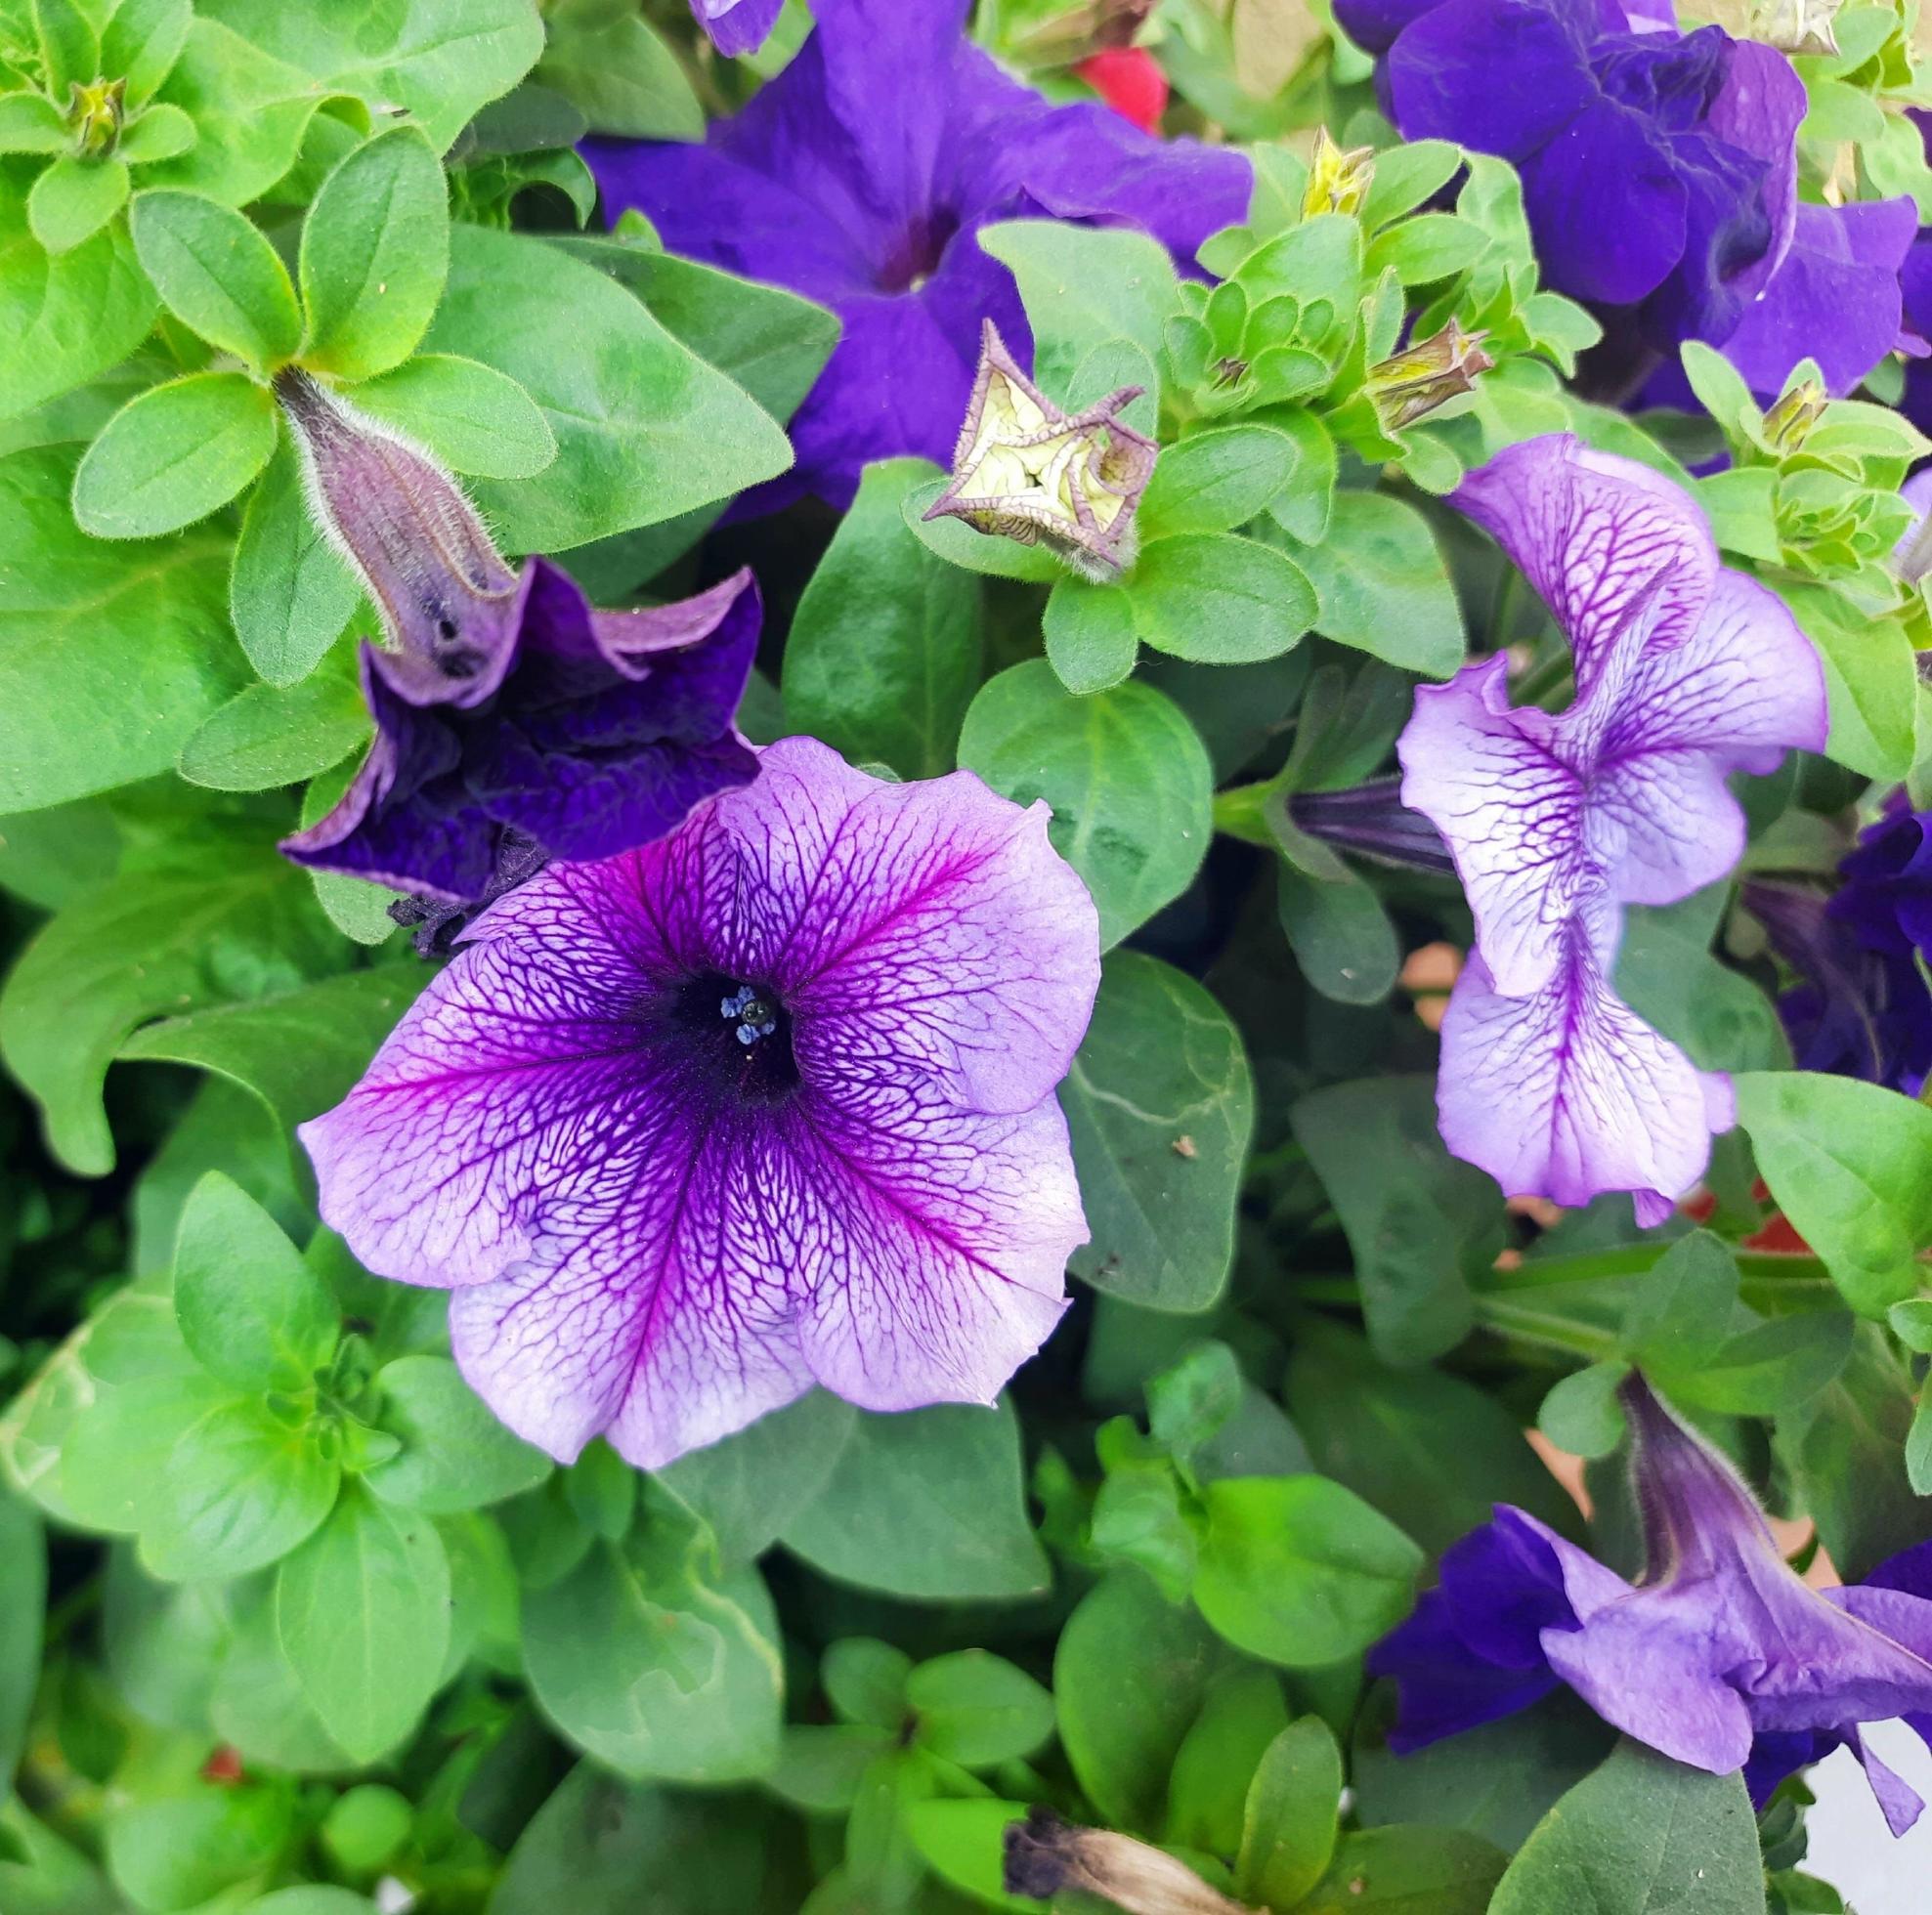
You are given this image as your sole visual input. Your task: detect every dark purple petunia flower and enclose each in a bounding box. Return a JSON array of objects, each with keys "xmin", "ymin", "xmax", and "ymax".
[
  {"xmin": 1346, "ymin": 0, "xmax": 1805, "ymax": 350},
  {"xmin": 274, "ymin": 372, "xmax": 760, "ymax": 916},
  {"xmin": 582, "ymin": 0, "xmax": 1251, "ymax": 509},
  {"xmin": 300, "ymin": 736, "xmax": 1101, "ymax": 1468},
  {"xmin": 1370, "ymin": 1375, "xmax": 1932, "ymax": 1833},
  {"xmin": 1399, "ymin": 435, "xmax": 1827, "ymax": 1220},
  {"xmin": 690, "ymin": 0, "xmax": 784, "ymax": 58}
]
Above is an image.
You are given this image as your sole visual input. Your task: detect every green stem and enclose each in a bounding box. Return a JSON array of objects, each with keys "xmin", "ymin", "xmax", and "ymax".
[{"xmin": 1477, "ymin": 1246, "xmax": 1829, "ymax": 1294}]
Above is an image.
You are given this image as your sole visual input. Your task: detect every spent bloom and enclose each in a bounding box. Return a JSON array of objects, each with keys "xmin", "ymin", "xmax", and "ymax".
[
  {"xmin": 582, "ymin": 0, "xmax": 1249, "ymax": 509},
  {"xmin": 274, "ymin": 371, "xmax": 759, "ymax": 919},
  {"xmin": 301, "ymin": 737, "xmax": 1101, "ymax": 1468},
  {"xmin": 1399, "ymin": 434, "xmax": 1827, "ymax": 1221},
  {"xmin": 1369, "ymin": 1374, "xmax": 1932, "ymax": 1832}
]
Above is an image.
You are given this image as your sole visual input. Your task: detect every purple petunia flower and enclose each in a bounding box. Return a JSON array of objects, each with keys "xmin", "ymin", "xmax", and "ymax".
[
  {"xmin": 274, "ymin": 372, "xmax": 760, "ymax": 920},
  {"xmin": 1343, "ymin": 0, "xmax": 1806, "ymax": 350},
  {"xmin": 582, "ymin": 0, "xmax": 1251, "ymax": 510},
  {"xmin": 300, "ymin": 736, "xmax": 1101, "ymax": 1468},
  {"xmin": 1398, "ymin": 435, "xmax": 1827, "ymax": 1220},
  {"xmin": 1369, "ymin": 1374, "xmax": 1932, "ymax": 1833},
  {"xmin": 689, "ymin": 0, "xmax": 784, "ymax": 58}
]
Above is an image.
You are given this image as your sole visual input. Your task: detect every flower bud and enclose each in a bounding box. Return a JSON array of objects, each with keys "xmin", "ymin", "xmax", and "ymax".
[
  {"xmin": 1302, "ymin": 127, "xmax": 1375, "ymax": 220},
  {"xmin": 274, "ymin": 368, "xmax": 521, "ymax": 704},
  {"xmin": 68, "ymin": 76, "xmax": 125, "ymax": 157},
  {"xmin": 924, "ymin": 319, "xmax": 1156, "ymax": 578},
  {"xmin": 1365, "ymin": 319, "xmax": 1492, "ymax": 433},
  {"xmin": 1763, "ymin": 376, "xmax": 1827, "ymax": 456},
  {"xmin": 1004, "ymin": 1810, "xmax": 1255, "ymax": 1915}
]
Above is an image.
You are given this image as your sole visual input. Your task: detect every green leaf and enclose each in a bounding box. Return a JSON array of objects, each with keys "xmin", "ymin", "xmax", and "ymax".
[
  {"xmin": 276, "ymin": 1482, "xmax": 451, "ymax": 1763},
  {"xmin": 0, "ymin": 1489, "xmax": 44, "ymax": 1785},
  {"xmin": 1782, "ymin": 580, "xmax": 1916, "ymax": 780},
  {"xmin": 364, "ymin": 1354, "xmax": 550, "ymax": 1513},
  {"xmin": 129, "ymin": 190, "xmax": 301, "ymax": 370},
  {"xmin": 176, "ymin": 642, "xmax": 366, "ymax": 791},
  {"xmin": 1538, "ymin": 1361, "xmax": 1630, "ymax": 1460},
  {"xmin": 521, "ymin": 1505, "xmax": 783, "ymax": 1781},
  {"xmin": 299, "ymin": 124, "xmax": 450, "ymax": 380},
  {"xmin": 1363, "ymin": 212, "xmax": 1487, "ymax": 285},
  {"xmin": 33, "ymin": 0, "xmax": 97, "ymax": 97},
  {"xmin": 1192, "ymin": 1475, "xmax": 1423, "ymax": 1666},
  {"xmin": 1278, "ymin": 490, "xmax": 1464, "ymax": 676},
  {"xmin": 1617, "ymin": 884, "xmax": 1789, "ymax": 1073},
  {"xmin": 347, "ymin": 352, "xmax": 557, "ymax": 479},
  {"xmin": 906, "ymin": 1651, "xmax": 1054, "ymax": 1767},
  {"xmin": 0, "ymin": 92, "xmax": 69, "ymax": 153},
  {"xmin": 1062, "ymin": 952, "xmax": 1254, "ymax": 1312},
  {"xmin": 1735, "ymin": 1071, "xmax": 1932, "ymax": 1315},
  {"xmin": 1360, "ymin": 141, "xmax": 1464, "ymax": 230},
  {"xmin": 1236, "ymin": 1717, "xmax": 1344, "ymax": 1909},
  {"xmin": 174, "ymin": 1170, "xmax": 339, "ymax": 1391},
  {"xmin": 0, "ymin": 444, "xmax": 243, "ymax": 806},
  {"xmin": 1276, "ymin": 859, "xmax": 1400, "ymax": 1005},
  {"xmin": 210, "ymin": 1587, "xmax": 352, "ymax": 1773},
  {"xmin": 139, "ymin": 1395, "xmax": 340, "ymax": 1581},
  {"xmin": 141, "ymin": 19, "xmax": 322, "ymax": 206},
  {"xmin": 105, "ymin": 1787, "xmax": 295, "ymax": 1915},
  {"xmin": 779, "ymin": 1400, "xmax": 1050, "ymax": 1600},
  {"xmin": 115, "ymin": 101, "xmax": 195, "ymax": 162},
  {"xmin": 200, "ymin": 0, "xmax": 543, "ymax": 152},
  {"xmin": 1043, "ymin": 576, "xmax": 1139, "ymax": 693},
  {"xmin": 1165, "ymin": 1665, "xmax": 1290, "ymax": 1854},
  {"xmin": 653, "ymin": 1387, "xmax": 857, "ymax": 1566},
  {"xmin": 1266, "ymin": 407, "xmax": 1338, "ymax": 543},
  {"xmin": 1297, "ymin": 1826, "xmax": 1507, "ymax": 1914},
  {"xmin": 72, "ymin": 371, "xmax": 278, "ymax": 538},
  {"xmin": 902, "ymin": 1800, "xmax": 1038, "ymax": 1913},
  {"xmin": 102, "ymin": 0, "xmax": 193, "ymax": 106},
  {"xmin": 1129, "ymin": 532, "xmax": 1316, "ymax": 663},
  {"xmin": 0, "ymin": 160, "xmax": 157, "ymax": 419},
  {"xmin": 117, "ymin": 967, "xmax": 425, "ymax": 1151},
  {"xmin": 423, "ymin": 225, "xmax": 794, "ymax": 551},
  {"xmin": 536, "ymin": 0, "xmax": 703, "ymax": 139},
  {"xmin": 1290, "ymin": 1078, "xmax": 1502, "ymax": 1365},
  {"xmin": 1141, "ymin": 424, "xmax": 1298, "ymax": 536},
  {"xmin": 782, "ymin": 457, "xmax": 983, "ymax": 779},
  {"xmin": 0, "ymin": 852, "xmax": 339, "ymax": 1174},
  {"xmin": 27, "ymin": 154, "xmax": 131, "ymax": 254},
  {"xmin": 977, "ymin": 219, "xmax": 1179, "ymax": 396},
  {"xmin": 229, "ymin": 437, "xmax": 364, "ymax": 686},
  {"xmin": 824, "ymin": 1638, "xmax": 914, "ymax": 1729},
  {"xmin": 957, "ymin": 660, "xmax": 1213, "ymax": 949},
  {"xmin": 1489, "ymin": 1739, "xmax": 1765, "ymax": 1915}
]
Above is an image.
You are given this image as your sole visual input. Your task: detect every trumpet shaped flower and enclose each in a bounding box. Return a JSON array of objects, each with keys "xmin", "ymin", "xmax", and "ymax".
[
  {"xmin": 1398, "ymin": 435, "xmax": 1826, "ymax": 1219},
  {"xmin": 1369, "ymin": 1376, "xmax": 1932, "ymax": 1833},
  {"xmin": 301, "ymin": 737, "xmax": 1101, "ymax": 1468}
]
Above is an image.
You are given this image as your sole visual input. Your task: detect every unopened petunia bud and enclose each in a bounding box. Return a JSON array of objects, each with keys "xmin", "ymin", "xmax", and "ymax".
[
  {"xmin": 924, "ymin": 319, "xmax": 1157, "ymax": 578},
  {"xmin": 1004, "ymin": 1810, "xmax": 1256, "ymax": 1915},
  {"xmin": 1763, "ymin": 376, "xmax": 1827, "ymax": 456},
  {"xmin": 1302, "ymin": 126, "xmax": 1375, "ymax": 219},
  {"xmin": 274, "ymin": 368, "xmax": 521, "ymax": 703},
  {"xmin": 68, "ymin": 77, "xmax": 125, "ymax": 156},
  {"xmin": 1365, "ymin": 320, "xmax": 1493, "ymax": 432},
  {"xmin": 1748, "ymin": 0, "xmax": 1841, "ymax": 55}
]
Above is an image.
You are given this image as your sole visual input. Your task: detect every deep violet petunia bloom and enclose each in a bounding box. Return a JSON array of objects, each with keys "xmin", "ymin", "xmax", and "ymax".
[
  {"xmin": 1368, "ymin": 1374, "xmax": 1932, "ymax": 1833},
  {"xmin": 582, "ymin": 0, "xmax": 1251, "ymax": 510},
  {"xmin": 689, "ymin": 0, "xmax": 783, "ymax": 58},
  {"xmin": 1398, "ymin": 434, "xmax": 1827, "ymax": 1221},
  {"xmin": 274, "ymin": 371, "xmax": 759, "ymax": 917},
  {"xmin": 300, "ymin": 736, "xmax": 1101, "ymax": 1468},
  {"xmin": 1344, "ymin": 0, "xmax": 1806, "ymax": 350}
]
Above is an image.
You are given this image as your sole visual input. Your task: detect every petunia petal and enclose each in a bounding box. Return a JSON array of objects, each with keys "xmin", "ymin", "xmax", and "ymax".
[
  {"xmin": 690, "ymin": 0, "xmax": 784, "ymax": 58},
  {"xmin": 1387, "ymin": 0, "xmax": 1599, "ymax": 158}
]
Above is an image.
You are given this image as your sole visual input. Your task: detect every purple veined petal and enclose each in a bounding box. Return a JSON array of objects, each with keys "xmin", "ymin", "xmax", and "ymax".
[
  {"xmin": 1386, "ymin": 0, "xmax": 1600, "ymax": 159},
  {"xmin": 1721, "ymin": 197, "xmax": 1919, "ymax": 398},
  {"xmin": 691, "ymin": 0, "xmax": 785, "ymax": 57},
  {"xmin": 1517, "ymin": 97, "xmax": 1692, "ymax": 306},
  {"xmin": 1399, "ymin": 655, "xmax": 1591, "ymax": 998},
  {"xmin": 1451, "ymin": 435, "xmax": 1719, "ymax": 696},
  {"xmin": 1843, "ymin": 1725, "xmax": 1927, "ymax": 1838},
  {"xmin": 1367, "ymin": 1590, "xmax": 1567, "ymax": 1751},
  {"xmin": 1435, "ymin": 902, "xmax": 1725, "ymax": 1219},
  {"xmin": 1705, "ymin": 40, "xmax": 1806, "ymax": 305},
  {"xmin": 1334, "ymin": 0, "xmax": 1445, "ymax": 56}
]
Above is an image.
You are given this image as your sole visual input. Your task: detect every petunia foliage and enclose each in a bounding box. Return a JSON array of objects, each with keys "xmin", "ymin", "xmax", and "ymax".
[{"xmin": 4, "ymin": 2, "xmax": 1932, "ymax": 1913}]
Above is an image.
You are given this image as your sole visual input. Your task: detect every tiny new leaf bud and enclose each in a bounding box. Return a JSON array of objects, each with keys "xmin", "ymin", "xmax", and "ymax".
[
  {"xmin": 1302, "ymin": 126, "xmax": 1375, "ymax": 220},
  {"xmin": 67, "ymin": 76, "xmax": 124, "ymax": 156},
  {"xmin": 1763, "ymin": 376, "xmax": 1827, "ymax": 456},
  {"xmin": 1004, "ymin": 1810, "xmax": 1255, "ymax": 1915},
  {"xmin": 923, "ymin": 318, "xmax": 1156, "ymax": 578},
  {"xmin": 1365, "ymin": 319, "xmax": 1493, "ymax": 432},
  {"xmin": 274, "ymin": 367, "xmax": 521, "ymax": 702}
]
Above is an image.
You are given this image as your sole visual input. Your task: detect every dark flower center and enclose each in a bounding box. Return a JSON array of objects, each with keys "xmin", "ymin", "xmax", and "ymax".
[
  {"xmin": 668, "ymin": 971, "xmax": 800, "ymax": 1104},
  {"xmin": 876, "ymin": 207, "xmax": 961, "ymax": 293}
]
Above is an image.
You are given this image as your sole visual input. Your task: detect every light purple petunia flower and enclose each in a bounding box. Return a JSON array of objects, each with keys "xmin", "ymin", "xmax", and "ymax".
[
  {"xmin": 582, "ymin": 0, "xmax": 1251, "ymax": 510},
  {"xmin": 1369, "ymin": 1374, "xmax": 1932, "ymax": 1834},
  {"xmin": 300, "ymin": 736, "xmax": 1101, "ymax": 1468},
  {"xmin": 690, "ymin": 0, "xmax": 784, "ymax": 58},
  {"xmin": 1398, "ymin": 435, "xmax": 1827, "ymax": 1221}
]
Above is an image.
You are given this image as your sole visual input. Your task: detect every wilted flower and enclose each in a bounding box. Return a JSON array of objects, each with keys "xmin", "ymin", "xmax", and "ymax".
[
  {"xmin": 1749, "ymin": 0, "xmax": 1843, "ymax": 57},
  {"xmin": 1364, "ymin": 319, "xmax": 1493, "ymax": 432},
  {"xmin": 1369, "ymin": 1374, "xmax": 1932, "ymax": 1833},
  {"xmin": 274, "ymin": 372, "xmax": 762, "ymax": 920},
  {"xmin": 583, "ymin": 0, "xmax": 1249, "ymax": 509},
  {"xmin": 1400, "ymin": 434, "xmax": 1826, "ymax": 1220},
  {"xmin": 1302, "ymin": 126, "xmax": 1376, "ymax": 219},
  {"xmin": 300, "ymin": 737, "xmax": 1100, "ymax": 1468},
  {"xmin": 688, "ymin": 0, "xmax": 783, "ymax": 57},
  {"xmin": 923, "ymin": 319, "xmax": 1156, "ymax": 577},
  {"xmin": 1005, "ymin": 1809, "xmax": 1252, "ymax": 1915}
]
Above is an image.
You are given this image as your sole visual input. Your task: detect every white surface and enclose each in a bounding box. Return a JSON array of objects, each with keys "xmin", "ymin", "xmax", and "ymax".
[{"xmin": 1805, "ymin": 1720, "xmax": 1932, "ymax": 1912}]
